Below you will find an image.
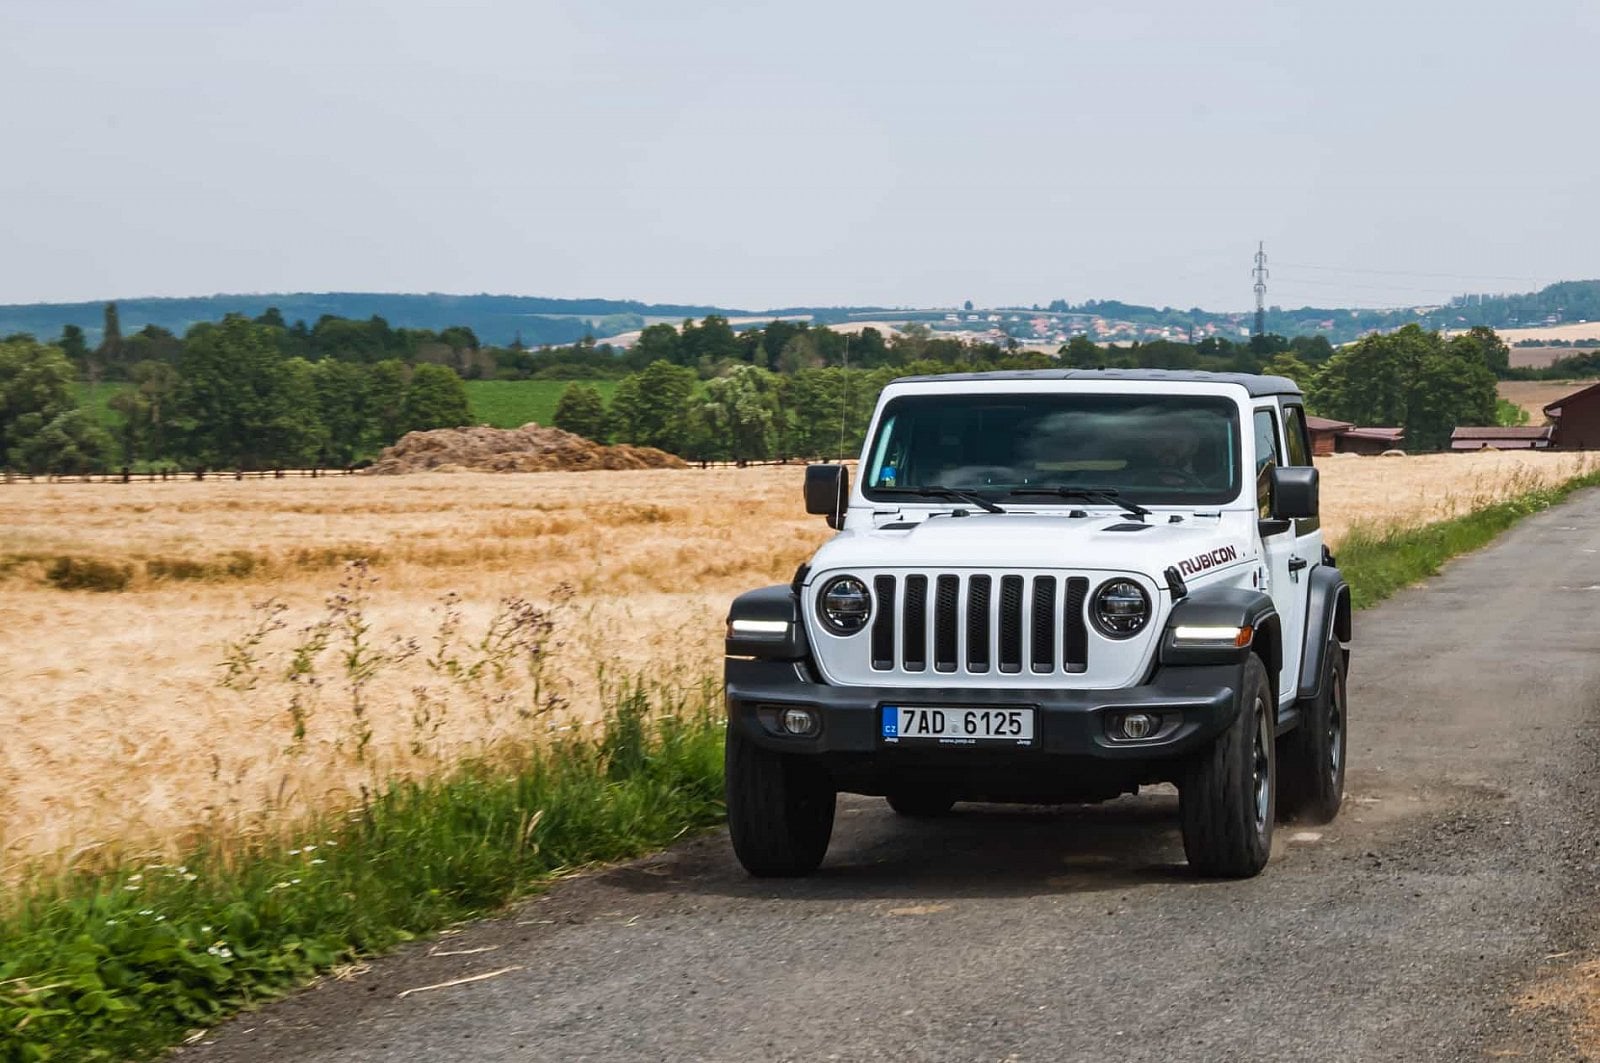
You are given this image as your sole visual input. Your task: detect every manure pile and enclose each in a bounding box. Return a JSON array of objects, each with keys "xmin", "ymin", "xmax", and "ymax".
[{"xmin": 367, "ymin": 423, "xmax": 687, "ymax": 474}]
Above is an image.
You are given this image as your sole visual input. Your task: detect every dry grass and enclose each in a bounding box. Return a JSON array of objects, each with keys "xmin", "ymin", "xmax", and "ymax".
[
  {"xmin": 1498, "ymin": 379, "xmax": 1599, "ymax": 423},
  {"xmin": 0, "ymin": 452, "xmax": 1591, "ymax": 873}
]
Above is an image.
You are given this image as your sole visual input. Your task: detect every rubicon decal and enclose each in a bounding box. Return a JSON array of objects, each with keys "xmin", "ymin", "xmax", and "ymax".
[{"xmin": 1178, "ymin": 545, "xmax": 1239, "ymax": 577}]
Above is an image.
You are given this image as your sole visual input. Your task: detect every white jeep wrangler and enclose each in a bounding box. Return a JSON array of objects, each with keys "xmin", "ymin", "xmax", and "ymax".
[{"xmin": 723, "ymin": 370, "xmax": 1352, "ymax": 879}]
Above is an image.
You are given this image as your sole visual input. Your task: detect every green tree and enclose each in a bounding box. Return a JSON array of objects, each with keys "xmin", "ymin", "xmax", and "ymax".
[
  {"xmin": 552, "ymin": 383, "xmax": 608, "ymax": 440},
  {"xmin": 123, "ymin": 325, "xmax": 183, "ymax": 365},
  {"xmin": 680, "ymin": 315, "xmax": 740, "ymax": 372},
  {"xmin": 1311, "ymin": 324, "xmax": 1496, "ymax": 451},
  {"xmin": 1309, "ymin": 332, "xmax": 1411, "ymax": 427},
  {"xmin": 0, "ymin": 338, "xmax": 112, "ymax": 473},
  {"xmin": 171, "ymin": 316, "xmax": 323, "ymax": 468},
  {"xmin": 1262, "ymin": 352, "xmax": 1315, "ymax": 391},
  {"xmin": 310, "ymin": 359, "xmax": 373, "ymax": 464},
  {"xmin": 701, "ymin": 365, "xmax": 779, "ymax": 461},
  {"xmin": 610, "ymin": 361, "xmax": 697, "ymax": 452},
  {"xmin": 1058, "ymin": 335, "xmax": 1102, "ymax": 368},
  {"xmin": 57, "ymin": 324, "xmax": 89, "ymax": 363},
  {"xmin": 107, "ymin": 360, "xmax": 179, "ymax": 464},
  {"xmin": 606, "ymin": 373, "xmax": 643, "ymax": 443},
  {"xmin": 777, "ymin": 332, "xmax": 823, "ymax": 374},
  {"xmin": 369, "ymin": 359, "xmax": 409, "ymax": 444},
  {"xmin": 399, "ymin": 363, "xmax": 470, "ymax": 434},
  {"xmin": 629, "ymin": 323, "xmax": 681, "ymax": 369},
  {"xmin": 97, "ymin": 302, "xmax": 123, "ymax": 365},
  {"xmin": 1451, "ymin": 325, "xmax": 1511, "ymax": 377}
]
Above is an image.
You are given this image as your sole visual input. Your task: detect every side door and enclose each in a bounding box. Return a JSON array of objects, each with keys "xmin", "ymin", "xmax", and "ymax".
[
  {"xmin": 1252, "ymin": 405, "xmax": 1304, "ymax": 709},
  {"xmin": 1280, "ymin": 399, "xmax": 1326, "ymax": 665}
]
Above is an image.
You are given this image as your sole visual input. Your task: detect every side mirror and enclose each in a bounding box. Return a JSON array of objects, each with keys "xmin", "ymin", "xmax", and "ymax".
[
  {"xmin": 804, "ymin": 464, "xmax": 850, "ymax": 530},
  {"xmin": 1270, "ymin": 466, "xmax": 1319, "ymax": 521}
]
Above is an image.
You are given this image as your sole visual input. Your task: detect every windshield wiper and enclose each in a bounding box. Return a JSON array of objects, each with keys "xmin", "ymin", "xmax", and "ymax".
[
  {"xmin": 875, "ymin": 485, "xmax": 1006, "ymax": 514},
  {"xmin": 1002, "ymin": 486, "xmax": 1151, "ymax": 520}
]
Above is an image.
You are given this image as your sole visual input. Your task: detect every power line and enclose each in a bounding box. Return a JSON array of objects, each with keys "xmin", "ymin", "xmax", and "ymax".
[
  {"xmin": 1272, "ymin": 261, "xmax": 1547, "ymax": 285},
  {"xmin": 1271, "ymin": 276, "xmax": 1474, "ymax": 297}
]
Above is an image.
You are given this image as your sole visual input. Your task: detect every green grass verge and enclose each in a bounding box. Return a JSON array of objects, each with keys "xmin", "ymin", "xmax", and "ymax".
[
  {"xmin": 0, "ymin": 682, "xmax": 724, "ymax": 1063},
  {"xmin": 7, "ymin": 469, "xmax": 1600, "ymax": 1062},
  {"xmin": 1336, "ymin": 467, "xmax": 1600, "ymax": 610},
  {"xmin": 465, "ymin": 379, "xmax": 620, "ymax": 430}
]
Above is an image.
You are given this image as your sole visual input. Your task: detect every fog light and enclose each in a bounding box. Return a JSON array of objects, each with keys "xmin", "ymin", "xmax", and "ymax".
[
  {"xmin": 780, "ymin": 707, "xmax": 819, "ymax": 736},
  {"xmin": 1119, "ymin": 713, "xmax": 1157, "ymax": 740}
]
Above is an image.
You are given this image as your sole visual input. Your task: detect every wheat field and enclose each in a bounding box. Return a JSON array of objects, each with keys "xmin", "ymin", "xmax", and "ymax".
[{"xmin": 0, "ymin": 450, "xmax": 1591, "ymax": 875}]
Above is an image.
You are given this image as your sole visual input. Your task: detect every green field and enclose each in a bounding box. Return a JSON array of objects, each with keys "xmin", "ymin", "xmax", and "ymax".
[
  {"xmin": 465, "ymin": 379, "xmax": 620, "ymax": 429},
  {"xmin": 72, "ymin": 380, "xmax": 619, "ymax": 435}
]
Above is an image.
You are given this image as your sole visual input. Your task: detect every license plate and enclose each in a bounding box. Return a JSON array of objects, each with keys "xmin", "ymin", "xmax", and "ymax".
[{"xmin": 881, "ymin": 706, "xmax": 1034, "ymax": 746}]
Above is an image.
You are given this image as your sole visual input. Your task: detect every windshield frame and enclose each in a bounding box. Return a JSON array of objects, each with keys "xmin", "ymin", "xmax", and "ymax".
[{"xmin": 858, "ymin": 387, "xmax": 1247, "ymax": 510}]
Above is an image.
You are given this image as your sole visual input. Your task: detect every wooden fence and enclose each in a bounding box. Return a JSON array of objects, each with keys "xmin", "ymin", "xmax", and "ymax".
[{"xmin": 0, "ymin": 458, "xmax": 834, "ymax": 485}]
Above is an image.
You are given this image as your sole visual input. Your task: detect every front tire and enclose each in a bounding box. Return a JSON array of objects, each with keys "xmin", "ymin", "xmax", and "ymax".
[
  {"xmin": 1180, "ymin": 654, "xmax": 1275, "ymax": 878},
  {"xmin": 725, "ymin": 725, "xmax": 835, "ymax": 877},
  {"xmin": 1278, "ymin": 639, "xmax": 1347, "ymax": 824}
]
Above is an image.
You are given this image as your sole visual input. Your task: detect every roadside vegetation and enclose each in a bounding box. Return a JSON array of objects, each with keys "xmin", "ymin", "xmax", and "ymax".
[
  {"xmin": 3, "ymin": 458, "xmax": 1600, "ymax": 1061},
  {"xmin": 1338, "ymin": 460, "xmax": 1600, "ymax": 609}
]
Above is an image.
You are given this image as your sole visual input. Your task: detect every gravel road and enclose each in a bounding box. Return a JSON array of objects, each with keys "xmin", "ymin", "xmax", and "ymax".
[{"xmin": 180, "ymin": 491, "xmax": 1600, "ymax": 1063}]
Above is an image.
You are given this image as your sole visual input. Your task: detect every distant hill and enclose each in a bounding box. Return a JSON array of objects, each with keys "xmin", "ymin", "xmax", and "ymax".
[
  {"xmin": 0, "ymin": 293, "xmax": 756, "ymax": 348},
  {"xmin": 3, "ymin": 281, "xmax": 1598, "ymax": 349}
]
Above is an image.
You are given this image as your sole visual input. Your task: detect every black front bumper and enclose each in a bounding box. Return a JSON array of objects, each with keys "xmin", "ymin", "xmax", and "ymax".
[{"xmin": 726, "ymin": 658, "xmax": 1246, "ymax": 767}]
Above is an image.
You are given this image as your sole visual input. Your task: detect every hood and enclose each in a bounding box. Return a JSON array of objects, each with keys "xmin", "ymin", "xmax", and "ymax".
[{"xmin": 810, "ymin": 509, "xmax": 1256, "ymax": 581}]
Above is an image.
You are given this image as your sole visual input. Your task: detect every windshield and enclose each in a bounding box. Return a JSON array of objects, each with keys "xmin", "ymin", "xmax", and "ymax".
[{"xmin": 862, "ymin": 392, "xmax": 1242, "ymax": 506}]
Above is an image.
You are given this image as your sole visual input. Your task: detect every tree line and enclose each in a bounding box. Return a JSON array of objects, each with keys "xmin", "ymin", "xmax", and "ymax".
[
  {"xmin": 0, "ymin": 301, "xmax": 1513, "ymax": 474},
  {"xmin": 552, "ymin": 323, "xmax": 1503, "ymax": 461},
  {"xmin": 2, "ymin": 311, "xmax": 470, "ymax": 474}
]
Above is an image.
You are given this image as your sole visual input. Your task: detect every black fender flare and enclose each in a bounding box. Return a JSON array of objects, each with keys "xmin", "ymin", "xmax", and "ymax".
[
  {"xmin": 726, "ymin": 584, "xmax": 810, "ymax": 661},
  {"xmin": 1297, "ymin": 565, "xmax": 1351, "ymax": 701},
  {"xmin": 1158, "ymin": 587, "xmax": 1281, "ymax": 681}
]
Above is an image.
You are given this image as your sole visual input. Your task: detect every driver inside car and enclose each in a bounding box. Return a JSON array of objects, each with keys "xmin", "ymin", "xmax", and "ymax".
[{"xmin": 1145, "ymin": 425, "xmax": 1203, "ymax": 488}]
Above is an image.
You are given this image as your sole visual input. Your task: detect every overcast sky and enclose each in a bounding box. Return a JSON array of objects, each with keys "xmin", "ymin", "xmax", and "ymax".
[{"xmin": 2, "ymin": 0, "xmax": 1596, "ymax": 312}]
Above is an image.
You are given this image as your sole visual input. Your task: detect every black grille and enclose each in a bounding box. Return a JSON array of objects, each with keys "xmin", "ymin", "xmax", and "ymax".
[
  {"xmin": 902, "ymin": 575, "xmax": 928, "ymax": 672},
  {"xmin": 998, "ymin": 575, "xmax": 1024, "ymax": 673},
  {"xmin": 1031, "ymin": 577, "xmax": 1057, "ymax": 673},
  {"xmin": 1064, "ymin": 576, "xmax": 1089, "ymax": 673},
  {"xmin": 846, "ymin": 572, "xmax": 1093, "ymax": 676},
  {"xmin": 966, "ymin": 575, "xmax": 991, "ymax": 672},
  {"xmin": 934, "ymin": 575, "xmax": 959, "ymax": 672},
  {"xmin": 871, "ymin": 575, "xmax": 897, "ymax": 671}
]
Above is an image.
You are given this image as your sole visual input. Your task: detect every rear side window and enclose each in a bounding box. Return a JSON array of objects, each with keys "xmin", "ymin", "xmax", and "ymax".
[
  {"xmin": 1282, "ymin": 405, "xmax": 1312, "ymax": 467},
  {"xmin": 1252, "ymin": 408, "xmax": 1282, "ymax": 518}
]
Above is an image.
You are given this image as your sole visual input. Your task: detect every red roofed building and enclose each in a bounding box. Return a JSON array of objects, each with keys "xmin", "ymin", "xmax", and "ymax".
[
  {"xmin": 1305, "ymin": 417, "xmax": 1405, "ymax": 455},
  {"xmin": 1336, "ymin": 426, "xmax": 1406, "ymax": 455},
  {"xmin": 1305, "ymin": 416, "xmax": 1352, "ymax": 456},
  {"xmin": 1449, "ymin": 426, "xmax": 1554, "ymax": 451},
  {"xmin": 1544, "ymin": 381, "xmax": 1600, "ymax": 450}
]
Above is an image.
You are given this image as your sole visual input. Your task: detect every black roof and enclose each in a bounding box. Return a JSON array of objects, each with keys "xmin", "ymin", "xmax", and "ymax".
[{"xmin": 890, "ymin": 368, "xmax": 1303, "ymax": 398}]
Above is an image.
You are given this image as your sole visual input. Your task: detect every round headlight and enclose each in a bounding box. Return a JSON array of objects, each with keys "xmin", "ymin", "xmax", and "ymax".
[
  {"xmin": 1092, "ymin": 579, "xmax": 1151, "ymax": 638},
  {"xmin": 818, "ymin": 576, "xmax": 872, "ymax": 635}
]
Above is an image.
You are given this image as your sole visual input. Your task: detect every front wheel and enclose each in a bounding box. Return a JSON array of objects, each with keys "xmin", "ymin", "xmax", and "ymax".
[
  {"xmin": 1278, "ymin": 639, "xmax": 1347, "ymax": 824},
  {"xmin": 725, "ymin": 726, "xmax": 835, "ymax": 877},
  {"xmin": 1179, "ymin": 654, "xmax": 1275, "ymax": 878}
]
